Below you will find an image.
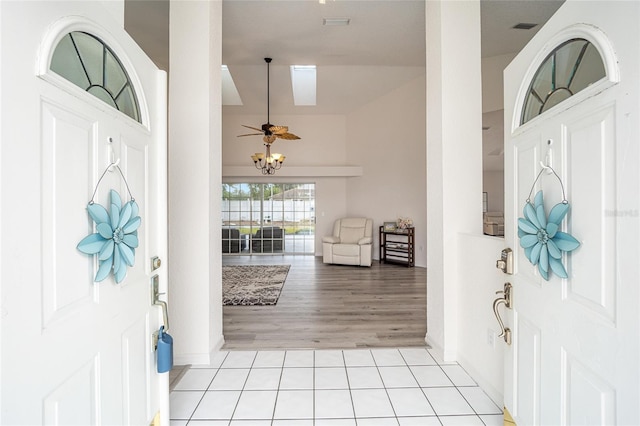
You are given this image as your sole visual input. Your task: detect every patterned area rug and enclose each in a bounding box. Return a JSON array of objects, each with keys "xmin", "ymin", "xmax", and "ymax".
[{"xmin": 223, "ymin": 265, "xmax": 291, "ymax": 306}]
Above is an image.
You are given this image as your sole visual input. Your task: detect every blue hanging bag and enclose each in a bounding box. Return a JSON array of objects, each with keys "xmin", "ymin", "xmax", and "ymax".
[{"xmin": 157, "ymin": 325, "xmax": 174, "ymax": 373}]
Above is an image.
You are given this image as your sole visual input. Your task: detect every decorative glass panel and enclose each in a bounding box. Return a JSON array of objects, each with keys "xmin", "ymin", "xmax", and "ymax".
[
  {"xmin": 50, "ymin": 32, "xmax": 141, "ymax": 123},
  {"xmin": 50, "ymin": 35, "xmax": 91, "ymax": 89},
  {"xmin": 521, "ymin": 39, "xmax": 606, "ymax": 125}
]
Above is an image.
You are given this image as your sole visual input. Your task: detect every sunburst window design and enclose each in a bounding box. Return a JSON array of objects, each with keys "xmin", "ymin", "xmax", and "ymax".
[
  {"xmin": 521, "ymin": 39, "xmax": 606, "ymax": 125},
  {"xmin": 50, "ymin": 31, "xmax": 140, "ymax": 123}
]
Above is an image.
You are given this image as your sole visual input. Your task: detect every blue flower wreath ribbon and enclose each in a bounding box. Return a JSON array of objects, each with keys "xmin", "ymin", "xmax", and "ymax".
[
  {"xmin": 517, "ymin": 190, "xmax": 579, "ymax": 280},
  {"xmin": 77, "ymin": 189, "xmax": 141, "ymax": 283}
]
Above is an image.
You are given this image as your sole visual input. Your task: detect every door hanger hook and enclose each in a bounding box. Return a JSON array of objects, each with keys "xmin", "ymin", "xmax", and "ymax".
[
  {"xmin": 539, "ymin": 139, "xmax": 553, "ymax": 174},
  {"xmin": 107, "ymin": 137, "xmax": 120, "ymax": 172}
]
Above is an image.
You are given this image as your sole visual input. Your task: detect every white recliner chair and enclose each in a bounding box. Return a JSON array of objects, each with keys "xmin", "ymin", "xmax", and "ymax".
[{"xmin": 322, "ymin": 217, "xmax": 373, "ymax": 267}]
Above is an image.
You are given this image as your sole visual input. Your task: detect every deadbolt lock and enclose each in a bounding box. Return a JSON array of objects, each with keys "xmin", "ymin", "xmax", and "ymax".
[
  {"xmin": 151, "ymin": 256, "xmax": 161, "ymax": 271},
  {"xmin": 496, "ymin": 248, "xmax": 513, "ymax": 274}
]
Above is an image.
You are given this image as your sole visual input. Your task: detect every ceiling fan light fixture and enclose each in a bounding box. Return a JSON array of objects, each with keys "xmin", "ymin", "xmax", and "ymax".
[
  {"xmin": 323, "ymin": 17, "xmax": 350, "ymax": 26},
  {"xmin": 239, "ymin": 57, "xmax": 300, "ymax": 175}
]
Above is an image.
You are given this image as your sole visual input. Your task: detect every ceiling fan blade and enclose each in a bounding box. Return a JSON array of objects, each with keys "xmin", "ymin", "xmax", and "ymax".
[
  {"xmin": 241, "ymin": 124, "xmax": 264, "ymax": 133},
  {"xmin": 269, "ymin": 125, "xmax": 289, "ymax": 134},
  {"xmin": 276, "ymin": 132, "xmax": 301, "ymax": 140},
  {"xmin": 237, "ymin": 133, "xmax": 263, "ymax": 137}
]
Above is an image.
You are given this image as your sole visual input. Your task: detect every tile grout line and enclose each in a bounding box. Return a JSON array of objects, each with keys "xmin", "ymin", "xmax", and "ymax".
[
  {"xmin": 371, "ymin": 348, "xmax": 401, "ymax": 426},
  {"xmin": 269, "ymin": 351, "xmax": 287, "ymax": 426},
  {"xmin": 438, "ymin": 360, "xmax": 492, "ymax": 421},
  {"xmin": 453, "ymin": 363, "xmax": 504, "ymax": 417},
  {"xmin": 171, "ymin": 348, "xmax": 503, "ymax": 425},
  {"xmin": 312, "ymin": 350, "xmax": 316, "ymax": 426},
  {"xmin": 399, "ymin": 347, "xmax": 439, "ymax": 419},
  {"xmin": 341, "ymin": 349, "xmax": 358, "ymax": 425},
  {"xmin": 435, "ymin": 357, "xmax": 485, "ymax": 424},
  {"xmin": 426, "ymin": 350, "xmax": 489, "ymax": 424},
  {"xmin": 184, "ymin": 351, "xmax": 229, "ymax": 424},
  {"xmin": 227, "ymin": 351, "xmax": 258, "ymax": 423}
]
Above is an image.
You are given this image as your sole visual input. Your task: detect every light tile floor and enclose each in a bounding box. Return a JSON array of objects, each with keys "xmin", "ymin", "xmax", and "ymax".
[{"xmin": 170, "ymin": 348, "xmax": 503, "ymax": 426}]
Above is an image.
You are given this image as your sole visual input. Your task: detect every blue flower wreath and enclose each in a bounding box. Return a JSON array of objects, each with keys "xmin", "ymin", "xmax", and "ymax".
[
  {"xmin": 77, "ymin": 189, "xmax": 141, "ymax": 283},
  {"xmin": 518, "ymin": 190, "xmax": 579, "ymax": 280}
]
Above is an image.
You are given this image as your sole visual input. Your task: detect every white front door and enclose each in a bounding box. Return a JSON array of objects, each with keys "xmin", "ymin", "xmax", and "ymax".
[
  {"xmin": 1, "ymin": 3, "xmax": 168, "ymax": 425},
  {"xmin": 503, "ymin": 2, "xmax": 639, "ymax": 425}
]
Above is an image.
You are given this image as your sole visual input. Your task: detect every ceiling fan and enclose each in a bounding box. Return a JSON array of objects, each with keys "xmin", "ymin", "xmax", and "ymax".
[{"xmin": 237, "ymin": 57, "xmax": 301, "ymax": 144}]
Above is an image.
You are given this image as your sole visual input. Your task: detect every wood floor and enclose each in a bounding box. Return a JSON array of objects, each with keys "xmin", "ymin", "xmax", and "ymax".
[{"xmin": 222, "ymin": 255, "xmax": 427, "ymax": 350}]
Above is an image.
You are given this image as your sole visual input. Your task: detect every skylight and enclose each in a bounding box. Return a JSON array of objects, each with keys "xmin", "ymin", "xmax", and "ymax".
[
  {"xmin": 290, "ymin": 65, "xmax": 316, "ymax": 106},
  {"xmin": 221, "ymin": 65, "xmax": 243, "ymax": 106}
]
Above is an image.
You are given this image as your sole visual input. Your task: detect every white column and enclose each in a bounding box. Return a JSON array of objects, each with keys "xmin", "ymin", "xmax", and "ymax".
[
  {"xmin": 169, "ymin": 0, "xmax": 224, "ymax": 364},
  {"xmin": 426, "ymin": 0, "xmax": 483, "ymax": 360}
]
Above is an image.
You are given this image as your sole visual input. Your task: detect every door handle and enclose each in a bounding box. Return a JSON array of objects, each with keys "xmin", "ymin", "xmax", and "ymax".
[
  {"xmin": 492, "ymin": 282, "xmax": 512, "ymax": 345},
  {"xmin": 151, "ymin": 274, "xmax": 169, "ymax": 332}
]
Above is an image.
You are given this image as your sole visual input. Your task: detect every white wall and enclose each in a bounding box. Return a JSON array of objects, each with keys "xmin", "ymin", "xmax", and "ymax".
[
  {"xmin": 426, "ymin": 0, "xmax": 483, "ymax": 360},
  {"xmin": 346, "ymin": 74, "xmax": 427, "ymax": 266},
  {"xmin": 222, "ymin": 73, "xmax": 427, "ymax": 266},
  {"xmin": 223, "ymin": 114, "xmax": 350, "ymax": 255},
  {"xmin": 169, "ymin": 0, "xmax": 223, "ymax": 365},
  {"xmin": 446, "ymin": 51, "xmax": 508, "ymax": 406},
  {"xmin": 456, "ymin": 234, "xmax": 506, "ymax": 405}
]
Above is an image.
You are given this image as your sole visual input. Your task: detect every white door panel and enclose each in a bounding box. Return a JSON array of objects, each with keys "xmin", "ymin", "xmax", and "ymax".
[
  {"xmin": 41, "ymin": 100, "xmax": 98, "ymax": 328},
  {"xmin": 1, "ymin": 3, "xmax": 168, "ymax": 424},
  {"xmin": 503, "ymin": 2, "xmax": 639, "ymax": 425},
  {"xmin": 564, "ymin": 106, "xmax": 617, "ymax": 321},
  {"xmin": 43, "ymin": 357, "xmax": 100, "ymax": 425},
  {"xmin": 513, "ymin": 314, "xmax": 541, "ymax": 425}
]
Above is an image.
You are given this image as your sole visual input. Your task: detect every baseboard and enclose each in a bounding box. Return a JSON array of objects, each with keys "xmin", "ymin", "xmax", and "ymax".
[
  {"xmin": 427, "ymin": 333, "xmax": 504, "ymax": 408},
  {"xmin": 457, "ymin": 352, "xmax": 504, "ymax": 408},
  {"xmin": 174, "ymin": 336, "xmax": 226, "ymax": 366},
  {"xmin": 211, "ymin": 335, "xmax": 225, "ymax": 354},
  {"xmin": 425, "ymin": 334, "xmax": 442, "ymax": 357},
  {"xmin": 174, "ymin": 352, "xmax": 213, "ymax": 366}
]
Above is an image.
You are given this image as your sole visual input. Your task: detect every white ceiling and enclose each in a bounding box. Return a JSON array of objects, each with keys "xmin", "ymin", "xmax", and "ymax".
[
  {"xmin": 222, "ymin": 0, "xmax": 426, "ymax": 115},
  {"xmin": 125, "ymin": 0, "xmax": 564, "ymax": 170},
  {"xmin": 126, "ymin": 0, "xmax": 563, "ymax": 114},
  {"xmin": 219, "ymin": 0, "xmax": 563, "ymax": 115}
]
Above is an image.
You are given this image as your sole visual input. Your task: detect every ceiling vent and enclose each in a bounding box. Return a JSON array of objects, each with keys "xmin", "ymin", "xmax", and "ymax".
[
  {"xmin": 323, "ymin": 17, "xmax": 350, "ymax": 26},
  {"xmin": 512, "ymin": 23, "xmax": 538, "ymax": 30}
]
